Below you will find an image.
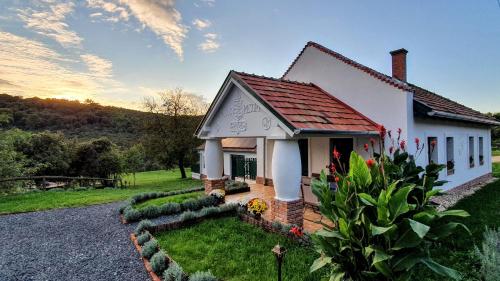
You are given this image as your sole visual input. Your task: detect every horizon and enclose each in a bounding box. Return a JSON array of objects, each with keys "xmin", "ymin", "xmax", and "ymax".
[{"xmin": 0, "ymin": 0, "xmax": 499, "ymax": 113}]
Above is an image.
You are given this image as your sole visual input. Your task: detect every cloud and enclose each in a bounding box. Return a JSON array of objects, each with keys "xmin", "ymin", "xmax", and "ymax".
[
  {"xmin": 0, "ymin": 31, "xmax": 121, "ymax": 103},
  {"xmin": 87, "ymin": 0, "xmax": 129, "ymax": 21},
  {"xmin": 192, "ymin": 18, "xmax": 211, "ymax": 30},
  {"xmin": 81, "ymin": 54, "xmax": 113, "ymax": 78},
  {"xmin": 198, "ymin": 33, "xmax": 219, "ymax": 53},
  {"xmin": 17, "ymin": 2, "xmax": 82, "ymax": 47},
  {"xmin": 119, "ymin": 0, "xmax": 188, "ymax": 59},
  {"xmin": 90, "ymin": 12, "xmax": 103, "ymax": 17},
  {"xmin": 87, "ymin": 0, "xmax": 188, "ymax": 59},
  {"xmin": 195, "ymin": 0, "xmax": 215, "ymax": 7}
]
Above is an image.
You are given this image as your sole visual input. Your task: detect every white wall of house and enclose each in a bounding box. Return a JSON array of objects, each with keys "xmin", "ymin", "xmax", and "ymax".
[
  {"xmin": 413, "ymin": 119, "xmax": 492, "ymax": 190},
  {"xmin": 283, "ymin": 46, "xmax": 413, "ymax": 141}
]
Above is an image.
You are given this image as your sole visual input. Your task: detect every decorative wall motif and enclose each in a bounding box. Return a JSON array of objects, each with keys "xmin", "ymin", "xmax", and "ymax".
[
  {"xmin": 229, "ymin": 93, "xmax": 261, "ymax": 134},
  {"xmin": 262, "ymin": 117, "xmax": 271, "ymax": 130}
]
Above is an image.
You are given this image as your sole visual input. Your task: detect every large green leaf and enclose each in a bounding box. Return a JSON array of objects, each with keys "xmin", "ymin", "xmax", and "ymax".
[
  {"xmin": 408, "ymin": 219, "xmax": 430, "ymax": 238},
  {"xmin": 430, "ymin": 222, "xmax": 471, "ymax": 239},
  {"xmin": 372, "ymin": 249, "xmax": 392, "ymax": 265},
  {"xmin": 388, "ymin": 184, "xmax": 414, "ymax": 221},
  {"xmin": 338, "ymin": 218, "xmax": 349, "ymax": 238},
  {"xmin": 358, "ymin": 193, "xmax": 377, "ymax": 206},
  {"xmin": 437, "ymin": 209, "xmax": 470, "ymax": 218},
  {"xmin": 316, "ymin": 229, "xmax": 346, "ymax": 240},
  {"xmin": 310, "ymin": 255, "xmax": 332, "ymax": 272},
  {"xmin": 328, "ymin": 271, "xmax": 345, "ymax": 281},
  {"xmin": 421, "ymin": 258, "xmax": 461, "ymax": 280},
  {"xmin": 371, "ymin": 224, "xmax": 397, "ymax": 236},
  {"xmin": 392, "ymin": 252, "xmax": 425, "ymax": 271},
  {"xmin": 349, "ymin": 151, "xmax": 372, "ymax": 188}
]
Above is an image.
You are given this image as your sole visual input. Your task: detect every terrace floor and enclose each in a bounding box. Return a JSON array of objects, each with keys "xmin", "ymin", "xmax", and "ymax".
[{"xmin": 225, "ymin": 182, "xmax": 332, "ymax": 233}]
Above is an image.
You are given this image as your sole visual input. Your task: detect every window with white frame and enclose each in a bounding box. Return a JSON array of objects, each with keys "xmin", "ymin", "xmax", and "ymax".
[
  {"xmin": 468, "ymin": 136, "xmax": 475, "ymax": 168},
  {"xmin": 446, "ymin": 137, "xmax": 454, "ymax": 175},
  {"xmin": 479, "ymin": 137, "xmax": 484, "ymax": 166},
  {"xmin": 427, "ymin": 137, "xmax": 438, "ymax": 164}
]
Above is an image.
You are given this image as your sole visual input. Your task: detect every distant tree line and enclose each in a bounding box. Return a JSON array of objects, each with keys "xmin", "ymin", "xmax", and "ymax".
[{"xmin": 486, "ymin": 112, "xmax": 500, "ymax": 150}]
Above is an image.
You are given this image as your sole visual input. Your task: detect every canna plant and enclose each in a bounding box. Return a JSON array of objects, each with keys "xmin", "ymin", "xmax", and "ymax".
[{"xmin": 311, "ymin": 127, "xmax": 470, "ymax": 281}]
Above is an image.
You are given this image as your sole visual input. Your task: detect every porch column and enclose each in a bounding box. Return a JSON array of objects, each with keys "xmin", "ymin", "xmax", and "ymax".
[
  {"xmin": 271, "ymin": 139, "xmax": 304, "ymax": 226},
  {"xmin": 204, "ymin": 138, "xmax": 225, "ymax": 193}
]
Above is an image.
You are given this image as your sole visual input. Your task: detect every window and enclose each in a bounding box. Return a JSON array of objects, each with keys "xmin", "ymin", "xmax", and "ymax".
[
  {"xmin": 298, "ymin": 139, "xmax": 309, "ymax": 176},
  {"xmin": 446, "ymin": 137, "xmax": 454, "ymax": 175},
  {"xmin": 427, "ymin": 137, "xmax": 438, "ymax": 164},
  {"xmin": 469, "ymin": 136, "xmax": 475, "ymax": 168},
  {"xmin": 479, "ymin": 137, "xmax": 484, "ymax": 166}
]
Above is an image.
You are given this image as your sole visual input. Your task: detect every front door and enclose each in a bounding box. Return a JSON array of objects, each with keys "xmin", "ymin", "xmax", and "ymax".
[
  {"xmin": 330, "ymin": 138, "xmax": 354, "ymax": 174},
  {"xmin": 230, "ymin": 154, "xmax": 245, "ymax": 180}
]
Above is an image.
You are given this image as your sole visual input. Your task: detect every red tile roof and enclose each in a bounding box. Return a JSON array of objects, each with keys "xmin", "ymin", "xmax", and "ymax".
[
  {"xmin": 283, "ymin": 41, "xmax": 498, "ymax": 125},
  {"xmin": 232, "ymin": 71, "xmax": 379, "ymax": 133}
]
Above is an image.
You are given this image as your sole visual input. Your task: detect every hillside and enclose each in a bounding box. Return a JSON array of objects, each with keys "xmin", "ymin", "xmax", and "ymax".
[{"xmin": 0, "ymin": 94, "xmax": 151, "ymax": 147}]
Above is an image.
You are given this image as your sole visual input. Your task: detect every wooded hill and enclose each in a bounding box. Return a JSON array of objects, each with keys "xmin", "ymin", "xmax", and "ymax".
[{"xmin": 0, "ymin": 94, "xmax": 151, "ymax": 147}]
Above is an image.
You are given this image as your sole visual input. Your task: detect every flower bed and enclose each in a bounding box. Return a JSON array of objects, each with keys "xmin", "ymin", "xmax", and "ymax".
[
  {"xmin": 224, "ymin": 180, "xmax": 250, "ymax": 195},
  {"xmin": 119, "ymin": 187, "xmax": 223, "ymax": 223},
  {"xmin": 131, "ymin": 204, "xmax": 239, "ymax": 281}
]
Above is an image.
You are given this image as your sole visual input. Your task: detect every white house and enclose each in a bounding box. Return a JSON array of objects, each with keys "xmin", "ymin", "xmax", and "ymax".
[{"xmin": 195, "ymin": 41, "xmax": 499, "ymax": 226}]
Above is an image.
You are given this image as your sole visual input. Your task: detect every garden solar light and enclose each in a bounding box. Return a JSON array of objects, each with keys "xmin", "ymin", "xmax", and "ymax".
[{"xmin": 272, "ymin": 244, "xmax": 287, "ymax": 281}]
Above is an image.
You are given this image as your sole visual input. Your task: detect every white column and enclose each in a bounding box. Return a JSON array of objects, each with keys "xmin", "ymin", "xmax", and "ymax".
[
  {"xmin": 204, "ymin": 139, "xmax": 223, "ymax": 180},
  {"xmin": 256, "ymin": 138, "xmax": 265, "ymax": 178},
  {"xmin": 272, "ymin": 139, "xmax": 302, "ymax": 201}
]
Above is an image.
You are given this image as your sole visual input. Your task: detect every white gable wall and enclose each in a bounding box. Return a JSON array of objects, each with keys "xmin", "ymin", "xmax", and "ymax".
[{"xmin": 283, "ymin": 46, "xmax": 413, "ymax": 143}]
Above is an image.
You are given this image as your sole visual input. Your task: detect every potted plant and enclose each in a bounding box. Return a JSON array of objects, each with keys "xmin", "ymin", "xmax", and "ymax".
[{"xmin": 247, "ymin": 198, "xmax": 267, "ymax": 219}]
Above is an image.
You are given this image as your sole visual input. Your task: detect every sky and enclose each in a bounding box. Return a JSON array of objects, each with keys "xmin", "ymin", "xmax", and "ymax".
[{"xmin": 0, "ymin": 0, "xmax": 499, "ymax": 112}]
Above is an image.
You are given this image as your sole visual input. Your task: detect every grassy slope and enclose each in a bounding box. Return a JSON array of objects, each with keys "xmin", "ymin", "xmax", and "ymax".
[
  {"xmin": 133, "ymin": 191, "xmax": 203, "ymax": 209},
  {"xmin": 418, "ymin": 162, "xmax": 500, "ymax": 280},
  {"xmin": 156, "ymin": 217, "xmax": 325, "ymax": 281},
  {"xmin": 0, "ymin": 169, "xmax": 202, "ymax": 215}
]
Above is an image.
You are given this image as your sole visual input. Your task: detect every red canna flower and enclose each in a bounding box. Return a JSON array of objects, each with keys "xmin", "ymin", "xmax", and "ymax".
[
  {"xmin": 389, "ymin": 146, "xmax": 394, "ymax": 154},
  {"xmin": 431, "ymin": 140, "xmax": 437, "ymax": 148},
  {"xmin": 290, "ymin": 226, "xmax": 304, "ymax": 237},
  {"xmin": 397, "ymin": 128, "xmax": 402, "ymax": 135},
  {"xmin": 335, "ymin": 176, "xmax": 340, "ymax": 182},
  {"xmin": 370, "ymin": 138, "xmax": 376, "ymax": 146},
  {"xmin": 364, "ymin": 143, "xmax": 369, "ymax": 152},
  {"xmin": 333, "ymin": 146, "xmax": 341, "ymax": 159},
  {"xmin": 400, "ymin": 140, "xmax": 406, "ymax": 151},
  {"xmin": 329, "ymin": 163, "xmax": 336, "ymax": 174},
  {"xmin": 366, "ymin": 159, "xmax": 375, "ymax": 168},
  {"xmin": 415, "ymin": 137, "xmax": 420, "ymax": 149},
  {"xmin": 378, "ymin": 125, "xmax": 387, "ymax": 140}
]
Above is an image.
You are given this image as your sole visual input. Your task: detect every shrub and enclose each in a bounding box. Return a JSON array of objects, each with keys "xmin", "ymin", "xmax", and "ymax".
[
  {"xmin": 188, "ymin": 271, "xmax": 217, "ymax": 281},
  {"xmin": 123, "ymin": 206, "xmax": 141, "ymax": 222},
  {"xmin": 310, "ymin": 131, "xmax": 470, "ymax": 281},
  {"xmin": 199, "ymin": 206, "xmax": 219, "ymax": 217},
  {"xmin": 143, "ymin": 205, "xmax": 161, "ymax": 218},
  {"xmin": 150, "ymin": 250, "xmax": 168, "ymax": 275},
  {"xmin": 180, "ymin": 211, "xmax": 197, "ymax": 221},
  {"xmin": 218, "ymin": 203, "xmax": 238, "ymax": 213},
  {"xmin": 159, "ymin": 203, "xmax": 181, "ymax": 215},
  {"xmin": 135, "ymin": 219, "xmax": 153, "ymax": 235},
  {"xmin": 141, "ymin": 238, "xmax": 159, "ymax": 259},
  {"xmin": 474, "ymin": 227, "xmax": 500, "ymax": 281},
  {"xmin": 137, "ymin": 231, "xmax": 151, "ymax": 246},
  {"xmin": 163, "ymin": 261, "xmax": 185, "ymax": 281}
]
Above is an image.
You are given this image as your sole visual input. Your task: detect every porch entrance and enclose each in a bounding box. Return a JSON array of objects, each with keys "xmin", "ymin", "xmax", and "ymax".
[{"xmin": 230, "ymin": 155, "xmax": 257, "ymax": 180}]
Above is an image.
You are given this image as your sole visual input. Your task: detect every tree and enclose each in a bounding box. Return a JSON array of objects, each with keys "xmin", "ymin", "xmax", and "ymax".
[
  {"xmin": 0, "ymin": 130, "xmax": 30, "ymax": 192},
  {"xmin": 123, "ymin": 144, "xmax": 146, "ymax": 186},
  {"xmin": 15, "ymin": 132, "xmax": 70, "ymax": 176},
  {"xmin": 70, "ymin": 138, "xmax": 122, "ymax": 179},
  {"xmin": 143, "ymin": 88, "xmax": 207, "ymax": 178}
]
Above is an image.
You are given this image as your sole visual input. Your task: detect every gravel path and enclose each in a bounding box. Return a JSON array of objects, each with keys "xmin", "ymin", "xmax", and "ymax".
[{"xmin": 0, "ymin": 202, "xmax": 149, "ymax": 281}]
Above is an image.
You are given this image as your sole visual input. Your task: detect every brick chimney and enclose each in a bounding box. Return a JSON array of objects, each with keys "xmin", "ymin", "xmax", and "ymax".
[{"xmin": 390, "ymin": 48, "xmax": 408, "ymax": 81}]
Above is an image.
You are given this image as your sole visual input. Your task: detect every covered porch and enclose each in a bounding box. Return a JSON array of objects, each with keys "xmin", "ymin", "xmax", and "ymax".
[{"xmin": 195, "ymin": 71, "xmax": 380, "ymax": 228}]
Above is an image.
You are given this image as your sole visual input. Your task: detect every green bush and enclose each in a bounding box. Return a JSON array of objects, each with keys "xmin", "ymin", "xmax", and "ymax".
[
  {"xmin": 224, "ymin": 180, "xmax": 250, "ymax": 194},
  {"xmin": 163, "ymin": 261, "xmax": 185, "ymax": 281},
  {"xmin": 141, "ymin": 238, "xmax": 159, "ymax": 259},
  {"xmin": 188, "ymin": 271, "xmax": 217, "ymax": 281},
  {"xmin": 137, "ymin": 231, "xmax": 151, "ymax": 246},
  {"xmin": 151, "ymin": 250, "xmax": 168, "ymax": 275},
  {"xmin": 180, "ymin": 211, "xmax": 197, "ymax": 221},
  {"xmin": 474, "ymin": 227, "xmax": 500, "ymax": 281},
  {"xmin": 135, "ymin": 219, "xmax": 153, "ymax": 235},
  {"xmin": 311, "ymin": 132, "xmax": 470, "ymax": 280},
  {"xmin": 159, "ymin": 202, "xmax": 181, "ymax": 214}
]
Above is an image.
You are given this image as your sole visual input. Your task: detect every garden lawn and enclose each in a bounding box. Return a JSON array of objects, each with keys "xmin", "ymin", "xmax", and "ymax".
[
  {"xmin": 156, "ymin": 217, "xmax": 325, "ymax": 281},
  {"xmin": 418, "ymin": 162, "xmax": 500, "ymax": 280},
  {"xmin": 0, "ymin": 169, "xmax": 201, "ymax": 215},
  {"xmin": 133, "ymin": 191, "xmax": 204, "ymax": 209},
  {"xmin": 493, "ymin": 150, "xmax": 500, "ymax": 156}
]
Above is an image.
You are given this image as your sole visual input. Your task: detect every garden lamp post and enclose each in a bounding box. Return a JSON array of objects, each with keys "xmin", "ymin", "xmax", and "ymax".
[{"xmin": 272, "ymin": 244, "xmax": 287, "ymax": 281}]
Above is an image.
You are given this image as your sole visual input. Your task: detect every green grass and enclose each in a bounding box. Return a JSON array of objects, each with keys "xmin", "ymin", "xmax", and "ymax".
[
  {"xmin": 0, "ymin": 169, "xmax": 202, "ymax": 215},
  {"xmin": 418, "ymin": 163, "xmax": 500, "ymax": 280},
  {"xmin": 493, "ymin": 150, "xmax": 500, "ymax": 156},
  {"xmin": 156, "ymin": 217, "xmax": 325, "ymax": 281},
  {"xmin": 133, "ymin": 191, "xmax": 203, "ymax": 209}
]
